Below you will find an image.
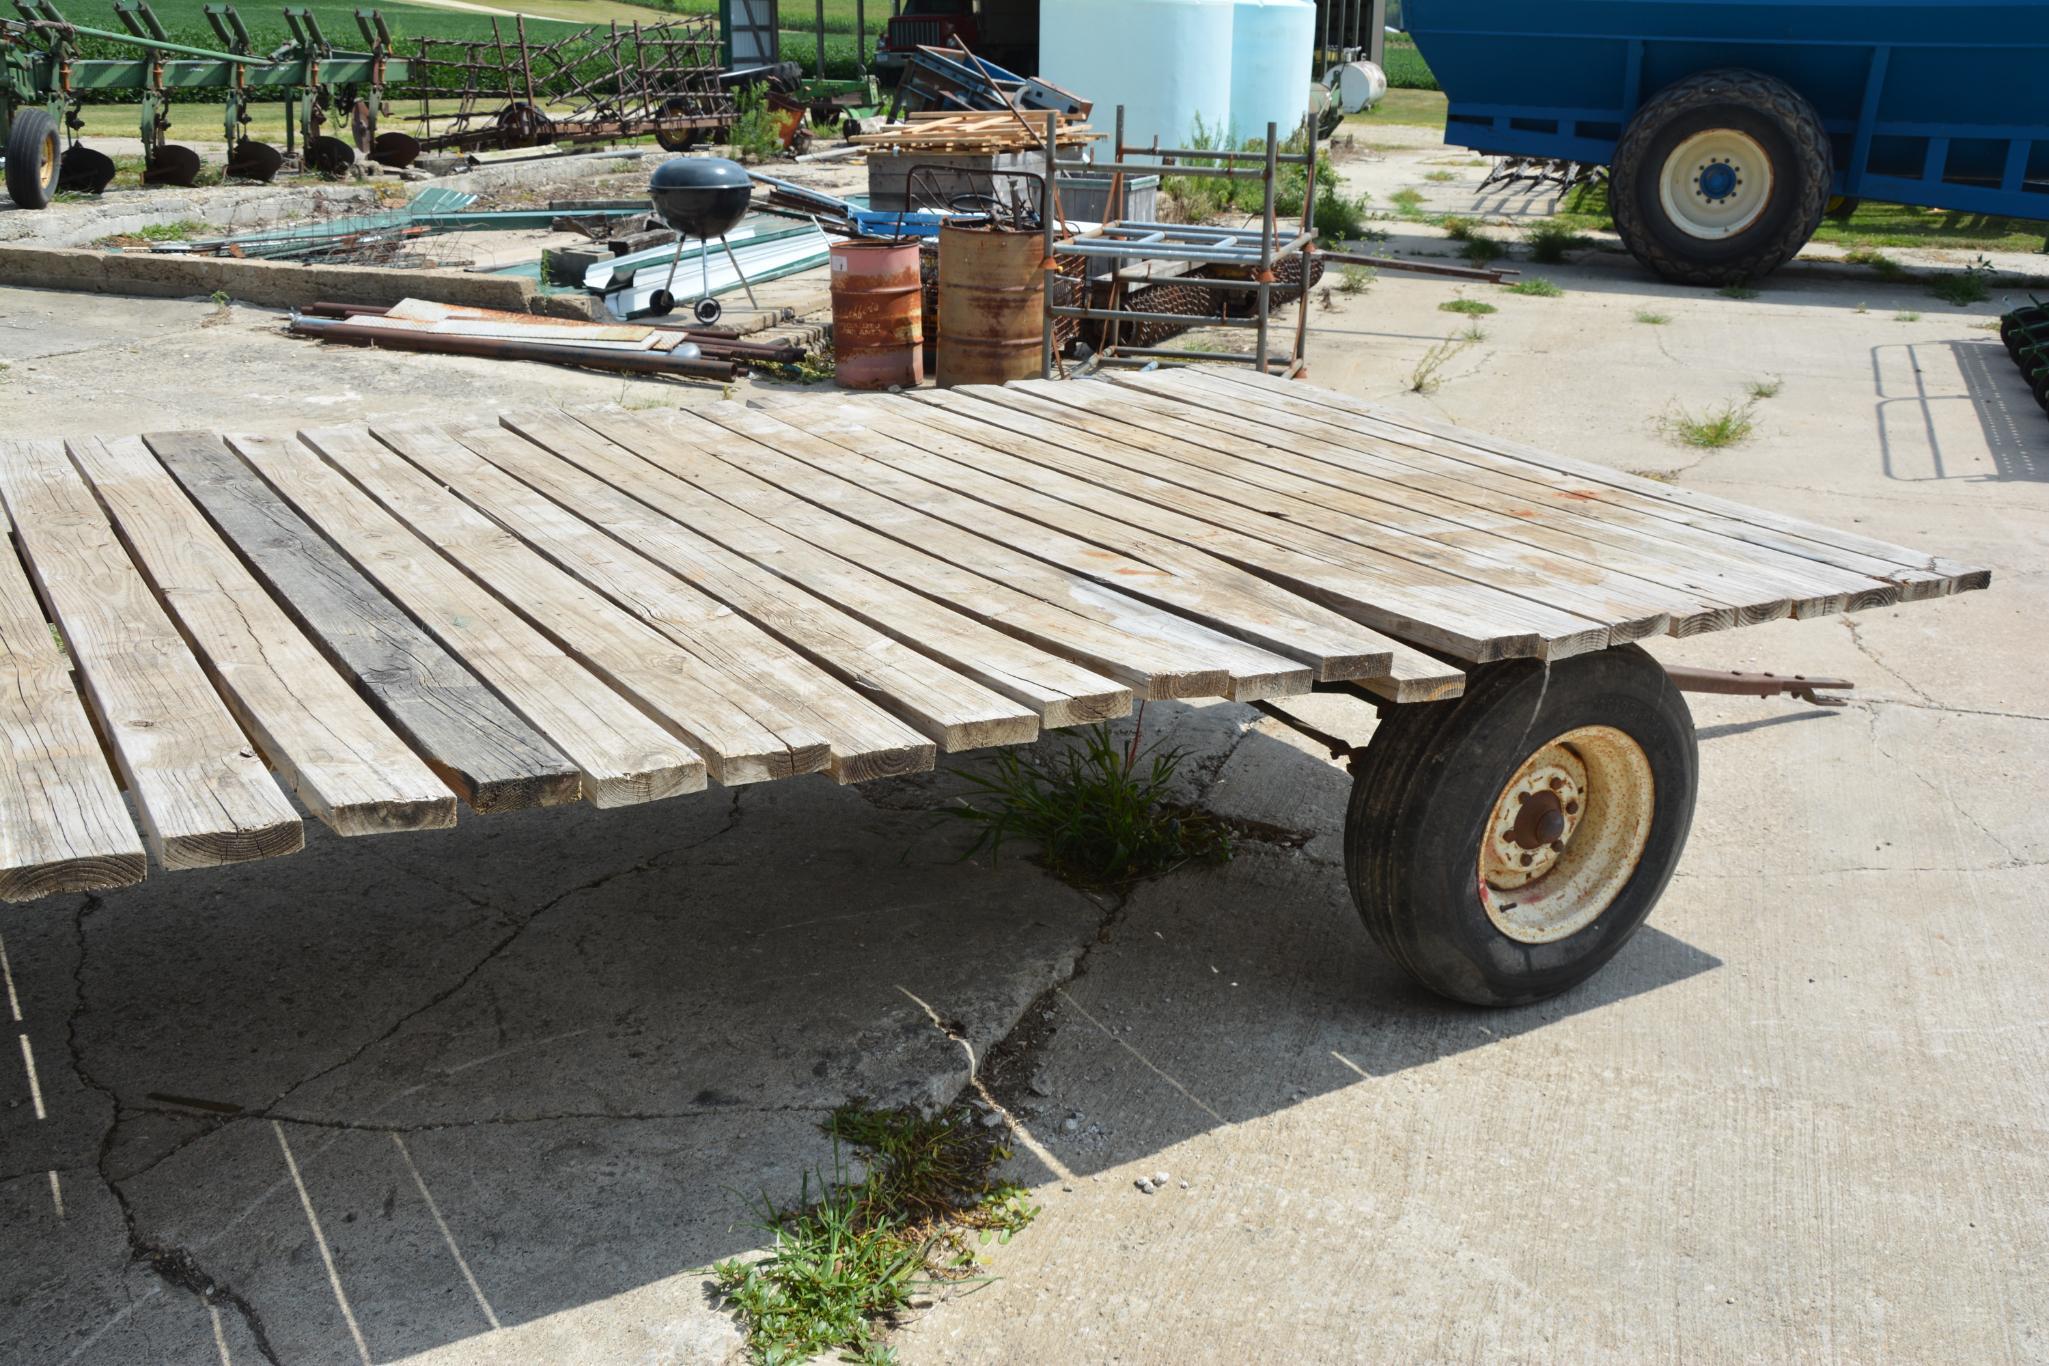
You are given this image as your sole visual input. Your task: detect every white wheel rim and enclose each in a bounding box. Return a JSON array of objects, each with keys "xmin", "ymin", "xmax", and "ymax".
[
  {"xmin": 1478, "ymin": 725, "xmax": 1654, "ymax": 945},
  {"xmin": 1658, "ymin": 128, "xmax": 1773, "ymax": 240}
]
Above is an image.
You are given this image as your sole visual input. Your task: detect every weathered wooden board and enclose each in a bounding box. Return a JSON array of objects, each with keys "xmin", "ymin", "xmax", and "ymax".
[
  {"xmin": 597, "ymin": 404, "xmax": 1315, "ymax": 702},
  {"xmin": 146, "ymin": 431, "xmax": 582, "ymax": 816},
  {"xmin": 391, "ymin": 420, "xmax": 942, "ymax": 784},
  {"xmin": 72, "ymin": 436, "xmax": 457, "ymax": 838},
  {"xmin": 0, "ymin": 440, "xmax": 301, "ymax": 872},
  {"xmin": 0, "ymin": 506, "xmax": 146, "ymax": 900},
  {"xmin": 494, "ymin": 408, "xmax": 1126, "ymax": 742},
  {"xmin": 306, "ymin": 422, "xmax": 832, "ymax": 790},
  {"xmin": 227, "ymin": 431, "xmax": 704, "ymax": 808}
]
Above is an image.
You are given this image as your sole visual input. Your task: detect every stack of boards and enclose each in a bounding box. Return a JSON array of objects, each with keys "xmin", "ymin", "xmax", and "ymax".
[
  {"xmin": 0, "ymin": 368, "xmax": 1987, "ymax": 902},
  {"xmin": 852, "ymin": 110, "xmax": 1100, "ymax": 153}
]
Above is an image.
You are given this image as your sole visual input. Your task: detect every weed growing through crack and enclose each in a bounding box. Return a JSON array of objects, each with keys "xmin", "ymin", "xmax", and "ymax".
[
  {"xmin": 1894, "ymin": 309, "xmax": 1923, "ymax": 322},
  {"xmin": 1460, "ymin": 235, "xmax": 1503, "ymax": 265},
  {"xmin": 1425, "ymin": 170, "xmax": 1457, "ymax": 182},
  {"xmin": 1717, "ymin": 283, "xmax": 1760, "ymax": 300},
  {"xmin": 1408, "ymin": 335, "xmax": 1470, "ymax": 394},
  {"xmin": 1389, "ymin": 187, "xmax": 1426, "ymax": 219},
  {"xmin": 1524, "ymin": 220, "xmax": 1593, "ymax": 263},
  {"xmin": 1507, "ymin": 277, "xmax": 1563, "ymax": 298},
  {"xmin": 1337, "ymin": 263, "xmax": 1376, "ymax": 294},
  {"xmin": 1745, "ymin": 376, "xmax": 1784, "ymax": 400},
  {"xmin": 947, "ymin": 708, "xmax": 1230, "ymax": 889},
  {"xmin": 1456, "ymin": 321, "xmax": 1488, "ymax": 343},
  {"xmin": 712, "ymin": 1105, "xmax": 1040, "ymax": 1364},
  {"xmin": 1440, "ymin": 298, "xmax": 1496, "ymax": 317},
  {"xmin": 1634, "ymin": 309, "xmax": 1672, "ymax": 325},
  {"xmin": 1660, "ymin": 400, "xmax": 1758, "ymax": 449},
  {"xmin": 1928, "ymin": 256, "xmax": 1995, "ymax": 306}
]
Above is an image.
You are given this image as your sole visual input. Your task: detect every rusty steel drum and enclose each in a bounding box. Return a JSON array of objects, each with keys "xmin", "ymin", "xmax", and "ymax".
[
  {"xmin": 936, "ymin": 222, "xmax": 1044, "ymax": 388},
  {"xmin": 830, "ymin": 240, "xmax": 924, "ymax": 390}
]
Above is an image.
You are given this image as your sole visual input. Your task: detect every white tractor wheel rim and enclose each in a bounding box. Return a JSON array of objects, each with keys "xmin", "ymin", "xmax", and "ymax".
[
  {"xmin": 1658, "ymin": 128, "xmax": 1773, "ymax": 240},
  {"xmin": 1478, "ymin": 725, "xmax": 1655, "ymax": 945}
]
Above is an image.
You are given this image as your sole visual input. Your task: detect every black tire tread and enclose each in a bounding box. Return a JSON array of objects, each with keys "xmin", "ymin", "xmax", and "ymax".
[
  {"xmin": 6, "ymin": 108, "xmax": 60, "ymax": 211},
  {"xmin": 1611, "ymin": 68, "xmax": 1831, "ymax": 287}
]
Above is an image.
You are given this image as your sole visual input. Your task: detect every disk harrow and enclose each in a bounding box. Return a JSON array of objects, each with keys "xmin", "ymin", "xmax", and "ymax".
[{"xmin": 405, "ymin": 15, "xmax": 733, "ymax": 157}]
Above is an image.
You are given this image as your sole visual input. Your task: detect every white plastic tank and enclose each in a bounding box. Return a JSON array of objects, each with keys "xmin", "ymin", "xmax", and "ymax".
[
  {"xmin": 1039, "ymin": 0, "xmax": 1235, "ymax": 155},
  {"xmin": 1230, "ymin": 0, "xmax": 1316, "ymax": 142}
]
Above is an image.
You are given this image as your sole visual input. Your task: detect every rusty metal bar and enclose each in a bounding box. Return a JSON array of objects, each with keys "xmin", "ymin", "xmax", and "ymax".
[
  {"xmin": 1320, "ymin": 249, "xmax": 1518, "ymax": 283},
  {"xmin": 1664, "ymin": 665, "xmax": 1855, "ymax": 707}
]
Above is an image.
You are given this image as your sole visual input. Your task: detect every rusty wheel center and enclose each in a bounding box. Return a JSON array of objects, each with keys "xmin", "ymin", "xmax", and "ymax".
[{"xmin": 1478, "ymin": 725, "xmax": 1655, "ymax": 945}]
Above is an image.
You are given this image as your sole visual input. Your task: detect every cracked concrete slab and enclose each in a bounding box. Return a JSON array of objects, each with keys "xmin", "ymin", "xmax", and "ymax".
[{"xmin": 0, "ymin": 777, "xmax": 1103, "ymax": 1364}]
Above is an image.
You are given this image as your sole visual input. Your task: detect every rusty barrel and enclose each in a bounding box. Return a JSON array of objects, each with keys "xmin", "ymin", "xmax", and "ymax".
[
  {"xmin": 937, "ymin": 222, "xmax": 1044, "ymax": 388},
  {"xmin": 830, "ymin": 240, "xmax": 924, "ymax": 390}
]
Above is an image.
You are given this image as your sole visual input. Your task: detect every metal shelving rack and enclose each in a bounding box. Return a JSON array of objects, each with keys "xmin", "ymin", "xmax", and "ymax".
[{"xmin": 1038, "ymin": 106, "xmax": 1317, "ymax": 379}]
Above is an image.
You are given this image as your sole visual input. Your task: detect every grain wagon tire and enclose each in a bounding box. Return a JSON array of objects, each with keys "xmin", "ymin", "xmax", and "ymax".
[
  {"xmin": 1610, "ymin": 69, "xmax": 1831, "ymax": 287},
  {"xmin": 1343, "ymin": 644, "xmax": 1698, "ymax": 1007},
  {"xmin": 6, "ymin": 108, "xmax": 62, "ymax": 210}
]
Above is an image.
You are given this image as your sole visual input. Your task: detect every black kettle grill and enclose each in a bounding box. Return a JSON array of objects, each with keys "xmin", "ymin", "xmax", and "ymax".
[{"xmin": 645, "ymin": 156, "xmax": 755, "ymax": 323}]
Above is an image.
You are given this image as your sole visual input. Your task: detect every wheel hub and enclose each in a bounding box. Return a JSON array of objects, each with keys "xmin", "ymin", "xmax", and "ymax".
[
  {"xmin": 1658, "ymin": 128, "xmax": 1774, "ymax": 241},
  {"xmin": 1478, "ymin": 726, "xmax": 1655, "ymax": 944}
]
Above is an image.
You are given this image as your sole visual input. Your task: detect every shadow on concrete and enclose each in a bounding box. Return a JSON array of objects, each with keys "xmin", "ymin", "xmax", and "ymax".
[
  {"xmin": 995, "ymin": 727, "xmax": 1725, "ymax": 1186},
  {"xmin": 1953, "ymin": 339, "xmax": 2049, "ymax": 481},
  {"xmin": 1, "ymin": 722, "xmax": 1722, "ymax": 1362},
  {"xmin": 1694, "ymin": 710, "xmax": 1842, "ymax": 743}
]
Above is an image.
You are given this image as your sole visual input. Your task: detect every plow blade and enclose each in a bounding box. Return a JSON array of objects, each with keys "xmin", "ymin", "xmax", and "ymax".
[
  {"xmin": 224, "ymin": 139, "xmax": 284, "ymax": 183},
  {"xmin": 307, "ymin": 136, "xmax": 356, "ymax": 177},
  {"xmin": 142, "ymin": 144, "xmax": 202, "ymax": 187},
  {"xmin": 57, "ymin": 145, "xmax": 116, "ymax": 195},
  {"xmin": 370, "ymin": 131, "xmax": 421, "ymax": 168}
]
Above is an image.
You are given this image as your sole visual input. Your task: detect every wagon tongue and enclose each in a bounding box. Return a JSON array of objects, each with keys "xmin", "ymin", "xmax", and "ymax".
[
  {"xmin": 224, "ymin": 139, "xmax": 284, "ymax": 184},
  {"xmin": 370, "ymin": 132, "xmax": 421, "ymax": 169},
  {"xmin": 142, "ymin": 144, "xmax": 202, "ymax": 188},
  {"xmin": 57, "ymin": 145, "xmax": 116, "ymax": 195}
]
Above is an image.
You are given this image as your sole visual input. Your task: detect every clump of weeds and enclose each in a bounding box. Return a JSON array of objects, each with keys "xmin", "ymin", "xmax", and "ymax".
[
  {"xmin": 1927, "ymin": 256, "xmax": 1995, "ymax": 306},
  {"xmin": 1507, "ymin": 277, "xmax": 1563, "ymax": 298},
  {"xmin": 1524, "ymin": 219, "xmax": 1593, "ymax": 263},
  {"xmin": 712, "ymin": 1105, "xmax": 1040, "ymax": 1364},
  {"xmin": 1439, "ymin": 297, "xmax": 1497, "ymax": 317},
  {"xmin": 1634, "ymin": 309, "xmax": 1672, "ymax": 325},
  {"xmin": 1660, "ymin": 400, "xmax": 1758, "ymax": 449},
  {"xmin": 947, "ymin": 707, "xmax": 1230, "ymax": 889}
]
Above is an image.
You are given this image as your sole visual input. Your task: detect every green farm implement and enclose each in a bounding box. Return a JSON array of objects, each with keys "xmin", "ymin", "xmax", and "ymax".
[
  {"xmin": 0, "ymin": 2, "xmax": 738, "ymax": 210},
  {"xmin": 2, "ymin": 0, "xmax": 416, "ymax": 208}
]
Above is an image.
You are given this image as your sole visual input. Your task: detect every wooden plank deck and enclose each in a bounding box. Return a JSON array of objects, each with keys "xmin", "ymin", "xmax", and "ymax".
[{"xmin": 0, "ymin": 372, "xmax": 1989, "ymax": 899}]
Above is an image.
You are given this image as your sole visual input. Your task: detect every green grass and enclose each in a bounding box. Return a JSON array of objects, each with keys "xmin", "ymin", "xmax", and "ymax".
[
  {"xmin": 947, "ymin": 713, "xmax": 1230, "ymax": 890},
  {"xmin": 1341, "ymin": 87, "xmax": 1449, "ymax": 132},
  {"xmin": 1388, "ymin": 187, "xmax": 1427, "ymax": 220},
  {"xmin": 1634, "ymin": 310, "xmax": 1672, "ymax": 325},
  {"xmin": 1716, "ymin": 284, "xmax": 1760, "ymax": 300},
  {"xmin": 1745, "ymin": 376, "xmax": 1784, "ymax": 400},
  {"xmin": 1424, "ymin": 170, "xmax": 1456, "ymax": 183},
  {"xmin": 1660, "ymin": 400, "xmax": 1758, "ymax": 449},
  {"xmin": 1556, "ymin": 181, "xmax": 2049, "ymax": 255},
  {"xmin": 1455, "ymin": 321, "xmax": 1487, "ymax": 342},
  {"xmin": 1927, "ymin": 258, "xmax": 1995, "ymax": 306},
  {"xmin": 1337, "ymin": 264, "xmax": 1376, "ymax": 294},
  {"xmin": 1523, "ymin": 219, "xmax": 1593, "ymax": 264},
  {"xmin": 1507, "ymin": 277, "xmax": 1563, "ymax": 298},
  {"xmin": 712, "ymin": 1105, "xmax": 1038, "ymax": 1365},
  {"xmin": 1894, "ymin": 310, "xmax": 1923, "ymax": 322},
  {"xmin": 1439, "ymin": 298, "xmax": 1496, "ymax": 316},
  {"xmin": 1844, "ymin": 247, "xmax": 1911, "ymax": 281}
]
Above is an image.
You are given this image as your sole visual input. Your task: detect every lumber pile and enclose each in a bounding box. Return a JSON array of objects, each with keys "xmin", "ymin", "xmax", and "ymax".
[{"xmin": 853, "ymin": 111, "xmax": 1099, "ymax": 154}]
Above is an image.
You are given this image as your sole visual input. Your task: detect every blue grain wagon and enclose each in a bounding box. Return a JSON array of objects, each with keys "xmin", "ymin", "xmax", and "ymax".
[{"xmin": 1404, "ymin": 0, "xmax": 2049, "ymax": 283}]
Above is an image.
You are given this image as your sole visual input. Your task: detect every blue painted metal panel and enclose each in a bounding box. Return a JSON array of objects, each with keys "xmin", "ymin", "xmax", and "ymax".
[{"xmin": 1406, "ymin": 0, "xmax": 2049, "ymax": 221}]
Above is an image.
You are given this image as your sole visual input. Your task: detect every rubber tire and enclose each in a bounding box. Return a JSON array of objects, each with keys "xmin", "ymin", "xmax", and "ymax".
[
  {"xmin": 1344, "ymin": 645, "xmax": 1698, "ymax": 1007},
  {"xmin": 1610, "ymin": 69, "xmax": 1831, "ymax": 287},
  {"xmin": 6, "ymin": 108, "xmax": 61, "ymax": 211}
]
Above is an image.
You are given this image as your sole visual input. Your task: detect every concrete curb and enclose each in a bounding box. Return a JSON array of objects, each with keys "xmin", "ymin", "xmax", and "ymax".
[{"xmin": 0, "ymin": 243, "xmax": 541, "ymax": 312}]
